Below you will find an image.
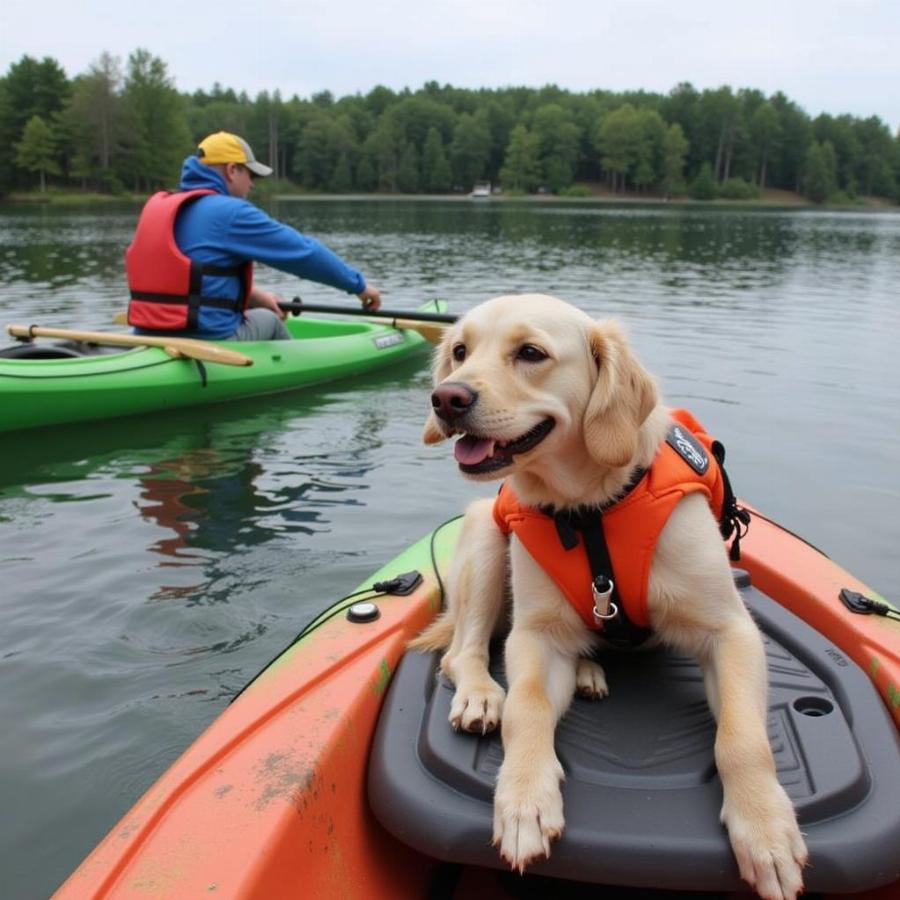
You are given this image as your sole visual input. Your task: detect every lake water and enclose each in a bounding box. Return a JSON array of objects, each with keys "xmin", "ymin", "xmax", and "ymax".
[{"xmin": 1, "ymin": 198, "xmax": 898, "ymax": 898}]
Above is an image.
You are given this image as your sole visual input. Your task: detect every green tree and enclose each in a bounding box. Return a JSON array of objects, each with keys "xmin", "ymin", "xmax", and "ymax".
[
  {"xmin": 660, "ymin": 122, "xmax": 689, "ymax": 196},
  {"xmin": 768, "ymin": 93, "xmax": 810, "ymax": 192},
  {"xmin": 121, "ymin": 49, "xmax": 191, "ymax": 191},
  {"xmin": 499, "ymin": 124, "xmax": 542, "ymax": 193},
  {"xmin": 892, "ymin": 128, "xmax": 900, "ymax": 202},
  {"xmin": 387, "ymin": 96, "xmax": 455, "ymax": 150},
  {"xmin": 0, "ymin": 55, "xmax": 69, "ymax": 193},
  {"xmin": 363, "ymin": 117, "xmax": 401, "ymax": 191},
  {"xmin": 186, "ymin": 80, "xmax": 254, "ymax": 146},
  {"xmin": 396, "ymin": 141, "xmax": 420, "ymax": 193},
  {"xmin": 852, "ymin": 116, "xmax": 897, "ymax": 198},
  {"xmin": 749, "ymin": 102, "xmax": 781, "ymax": 187},
  {"xmin": 812, "ymin": 114, "xmax": 861, "ymax": 194},
  {"xmin": 0, "ymin": 85, "xmax": 12, "ymax": 194},
  {"xmin": 450, "ymin": 112, "xmax": 491, "ymax": 190},
  {"xmin": 15, "ymin": 115, "xmax": 60, "ymax": 191},
  {"xmin": 532, "ymin": 104, "xmax": 581, "ymax": 192},
  {"xmin": 633, "ymin": 108, "xmax": 666, "ymax": 192},
  {"xmin": 329, "ymin": 152, "xmax": 353, "ymax": 193},
  {"xmin": 661, "ymin": 82, "xmax": 703, "ymax": 177},
  {"xmin": 707, "ymin": 86, "xmax": 742, "ymax": 181},
  {"xmin": 421, "ymin": 126, "xmax": 451, "ymax": 193},
  {"xmin": 355, "ymin": 154, "xmax": 376, "ymax": 191},
  {"xmin": 803, "ymin": 140, "xmax": 837, "ymax": 203},
  {"xmin": 0, "ymin": 55, "xmax": 69, "ymax": 138},
  {"xmin": 252, "ymin": 90, "xmax": 287, "ymax": 179},
  {"xmin": 479, "ymin": 100, "xmax": 517, "ymax": 184},
  {"xmin": 363, "ymin": 85, "xmax": 396, "ymax": 118},
  {"xmin": 689, "ymin": 161, "xmax": 718, "ymax": 200},
  {"xmin": 58, "ymin": 52, "xmax": 124, "ymax": 190},
  {"xmin": 295, "ymin": 114, "xmax": 335, "ymax": 189},
  {"xmin": 594, "ymin": 104, "xmax": 665, "ymax": 192},
  {"xmin": 295, "ymin": 113, "xmax": 358, "ymax": 190},
  {"xmin": 594, "ymin": 104, "xmax": 640, "ymax": 192}
]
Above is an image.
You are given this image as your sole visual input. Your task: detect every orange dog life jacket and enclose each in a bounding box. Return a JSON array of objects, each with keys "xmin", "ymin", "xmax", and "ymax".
[{"xmin": 492, "ymin": 409, "xmax": 736, "ymax": 634}]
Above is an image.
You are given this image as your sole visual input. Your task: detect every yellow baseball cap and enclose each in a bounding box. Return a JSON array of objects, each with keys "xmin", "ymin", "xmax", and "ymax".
[{"xmin": 196, "ymin": 132, "xmax": 273, "ymax": 177}]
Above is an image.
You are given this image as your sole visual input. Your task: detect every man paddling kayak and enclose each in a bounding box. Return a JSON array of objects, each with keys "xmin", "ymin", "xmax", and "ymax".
[{"xmin": 126, "ymin": 131, "xmax": 381, "ymax": 341}]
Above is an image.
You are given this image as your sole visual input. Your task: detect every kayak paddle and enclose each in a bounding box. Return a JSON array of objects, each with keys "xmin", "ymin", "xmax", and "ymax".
[
  {"xmin": 281, "ymin": 297, "xmax": 457, "ymax": 324},
  {"xmin": 110, "ymin": 298, "xmax": 458, "ymax": 345},
  {"xmin": 281, "ymin": 297, "xmax": 456, "ymax": 345},
  {"xmin": 6, "ymin": 325, "xmax": 254, "ymax": 367}
]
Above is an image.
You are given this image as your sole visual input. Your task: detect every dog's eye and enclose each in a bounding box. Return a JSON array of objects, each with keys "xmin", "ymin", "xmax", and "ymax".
[
  {"xmin": 517, "ymin": 344, "xmax": 547, "ymax": 363},
  {"xmin": 452, "ymin": 343, "xmax": 466, "ymax": 362}
]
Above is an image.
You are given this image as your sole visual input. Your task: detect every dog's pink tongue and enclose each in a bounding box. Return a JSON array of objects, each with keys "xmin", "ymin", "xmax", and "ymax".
[{"xmin": 454, "ymin": 434, "xmax": 496, "ymax": 465}]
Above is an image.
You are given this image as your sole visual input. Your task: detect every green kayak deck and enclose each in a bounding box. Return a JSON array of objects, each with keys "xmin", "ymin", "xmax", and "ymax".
[{"xmin": 0, "ymin": 305, "xmax": 439, "ymax": 432}]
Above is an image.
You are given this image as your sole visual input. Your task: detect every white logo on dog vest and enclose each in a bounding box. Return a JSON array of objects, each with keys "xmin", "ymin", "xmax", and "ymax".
[{"xmin": 666, "ymin": 424, "xmax": 709, "ymax": 475}]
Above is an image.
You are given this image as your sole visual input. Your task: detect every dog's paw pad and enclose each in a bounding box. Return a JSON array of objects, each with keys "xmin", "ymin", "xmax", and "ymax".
[{"xmin": 449, "ymin": 681, "xmax": 505, "ymax": 734}]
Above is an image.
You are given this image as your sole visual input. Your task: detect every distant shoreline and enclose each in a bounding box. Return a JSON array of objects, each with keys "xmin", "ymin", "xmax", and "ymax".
[{"xmin": 1, "ymin": 187, "xmax": 896, "ymax": 211}]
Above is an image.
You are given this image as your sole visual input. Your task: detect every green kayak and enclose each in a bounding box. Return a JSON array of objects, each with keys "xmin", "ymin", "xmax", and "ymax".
[{"xmin": 0, "ymin": 302, "xmax": 442, "ymax": 433}]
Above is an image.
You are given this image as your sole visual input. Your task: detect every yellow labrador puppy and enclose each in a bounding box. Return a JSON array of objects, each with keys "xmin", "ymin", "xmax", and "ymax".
[{"xmin": 412, "ymin": 294, "xmax": 807, "ymax": 900}]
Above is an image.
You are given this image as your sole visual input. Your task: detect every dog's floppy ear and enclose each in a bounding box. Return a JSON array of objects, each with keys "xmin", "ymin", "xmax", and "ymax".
[
  {"xmin": 582, "ymin": 320, "xmax": 658, "ymax": 467},
  {"xmin": 422, "ymin": 328, "xmax": 456, "ymax": 445}
]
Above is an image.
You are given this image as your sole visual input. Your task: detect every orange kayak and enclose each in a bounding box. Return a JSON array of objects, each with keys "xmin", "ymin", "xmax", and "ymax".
[{"xmin": 55, "ymin": 511, "xmax": 900, "ymax": 899}]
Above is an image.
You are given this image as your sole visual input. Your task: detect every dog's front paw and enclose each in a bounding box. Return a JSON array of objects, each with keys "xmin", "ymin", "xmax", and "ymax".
[
  {"xmin": 575, "ymin": 658, "xmax": 609, "ymax": 699},
  {"xmin": 492, "ymin": 757, "xmax": 565, "ymax": 871},
  {"xmin": 449, "ymin": 678, "xmax": 505, "ymax": 734},
  {"xmin": 721, "ymin": 782, "xmax": 808, "ymax": 900}
]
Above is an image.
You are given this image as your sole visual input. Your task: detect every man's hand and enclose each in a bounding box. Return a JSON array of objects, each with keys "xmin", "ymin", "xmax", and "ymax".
[
  {"xmin": 249, "ymin": 287, "xmax": 287, "ymax": 319},
  {"xmin": 358, "ymin": 283, "xmax": 381, "ymax": 311}
]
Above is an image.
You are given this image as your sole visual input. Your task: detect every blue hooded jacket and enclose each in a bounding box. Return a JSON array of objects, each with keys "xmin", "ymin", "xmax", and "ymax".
[{"xmin": 171, "ymin": 156, "xmax": 366, "ymax": 338}]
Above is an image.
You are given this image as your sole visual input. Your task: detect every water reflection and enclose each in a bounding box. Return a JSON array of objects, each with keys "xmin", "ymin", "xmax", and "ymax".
[
  {"xmin": 1, "ymin": 357, "xmax": 423, "ymax": 602},
  {"xmin": 138, "ymin": 450, "xmax": 252, "ymax": 560}
]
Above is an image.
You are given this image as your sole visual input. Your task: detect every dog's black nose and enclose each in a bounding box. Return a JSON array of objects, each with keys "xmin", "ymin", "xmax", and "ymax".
[{"xmin": 431, "ymin": 381, "xmax": 478, "ymax": 422}]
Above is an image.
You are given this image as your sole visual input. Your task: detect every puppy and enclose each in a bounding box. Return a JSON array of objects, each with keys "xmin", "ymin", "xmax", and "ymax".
[{"xmin": 412, "ymin": 294, "xmax": 807, "ymax": 900}]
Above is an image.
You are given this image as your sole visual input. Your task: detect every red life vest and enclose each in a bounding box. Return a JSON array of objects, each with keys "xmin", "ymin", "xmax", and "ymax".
[
  {"xmin": 492, "ymin": 409, "xmax": 735, "ymax": 633},
  {"xmin": 125, "ymin": 190, "xmax": 253, "ymax": 331}
]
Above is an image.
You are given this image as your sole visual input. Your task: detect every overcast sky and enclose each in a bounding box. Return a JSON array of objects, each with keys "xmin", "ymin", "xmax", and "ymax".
[{"xmin": 3, "ymin": 0, "xmax": 897, "ymax": 130}]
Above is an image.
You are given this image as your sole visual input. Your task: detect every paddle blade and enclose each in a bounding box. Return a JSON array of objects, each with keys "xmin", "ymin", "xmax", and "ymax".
[{"xmin": 387, "ymin": 319, "xmax": 448, "ymax": 345}]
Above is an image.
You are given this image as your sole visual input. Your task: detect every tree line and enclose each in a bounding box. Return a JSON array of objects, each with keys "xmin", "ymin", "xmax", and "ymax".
[{"xmin": 2, "ymin": 50, "xmax": 899, "ymax": 205}]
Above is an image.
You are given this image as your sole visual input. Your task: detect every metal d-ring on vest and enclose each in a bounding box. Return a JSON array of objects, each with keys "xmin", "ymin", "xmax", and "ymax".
[{"xmin": 592, "ymin": 574, "xmax": 618, "ymax": 625}]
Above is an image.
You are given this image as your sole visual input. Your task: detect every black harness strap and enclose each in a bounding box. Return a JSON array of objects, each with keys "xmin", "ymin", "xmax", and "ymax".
[
  {"xmin": 571, "ymin": 509, "xmax": 652, "ymax": 648},
  {"xmin": 549, "ymin": 467, "xmax": 652, "ymax": 649},
  {"xmin": 130, "ymin": 291, "xmax": 244, "ymax": 311},
  {"xmin": 711, "ymin": 440, "xmax": 751, "ymax": 561},
  {"xmin": 186, "ymin": 260, "xmax": 205, "ymax": 330},
  {"xmin": 130, "ymin": 260, "xmax": 246, "ymax": 330}
]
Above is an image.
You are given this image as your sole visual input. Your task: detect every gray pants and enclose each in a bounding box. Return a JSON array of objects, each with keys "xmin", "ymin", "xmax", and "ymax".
[{"xmin": 229, "ymin": 308, "xmax": 291, "ymax": 341}]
